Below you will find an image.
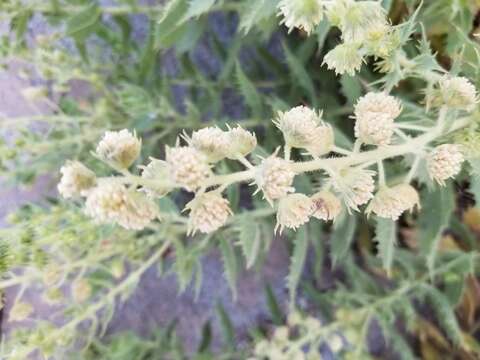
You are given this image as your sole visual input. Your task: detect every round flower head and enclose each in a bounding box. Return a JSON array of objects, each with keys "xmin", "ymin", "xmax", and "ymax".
[
  {"xmin": 188, "ymin": 127, "xmax": 230, "ymax": 163},
  {"xmin": 310, "ymin": 190, "xmax": 342, "ymax": 221},
  {"xmin": 166, "ymin": 146, "xmax": 212, "ymax": 192},
  {"xmin": 427, "ymin": 144, "xmax": 464, "ymax": 186},
  {"xmin": 278, "ymin": 0, "xmax": 324, "ymax": 35},
  {"xmin": 72, "ymin": 279, "xmax": 92, "ymax": 303},
  {"xmin": 225, "ymin": 125, "xmax": 257, "ymax": 158},
  {"xmin": 354, "ymin": 112, "xmax": 395, "ymax": 146},
  {"xmin": 58, "ymin": 160, "xmax": 96, "ymax": 198},
  {"xmin": 185, "ymin": 192, "xmax": 232, "ymax": 235},
  {"xmin": 327, "ymin": 0, "xmax": 388, "ymax": 43},
  {"xmin": 140, "ymin": 158, "xmax": 175, "ymax": 197},
  {"xmin": 96, "ymin": 129, "xmax": 141, "ymax": 169},
  {"xmin": 85, "ymin": 180, "xmax": 158, "ymax": 230},
  {"xmin": 332, "ymin": 168, "xmax": 375, "ymax": 210},
  {"xmin": 354, "ymin": 92, "xmax": 402, "ymax": 121},
  {"xmin": 9, "ymin": 302, "xmax": 33, "ymax": 322},
  {"xmin": 274, "ymin": 106, "xmax": 334, "ymax": 156},
  {"xmin": 323, "ymin": 43, "xmax": 363, "ymax": 76},
  {"xmin": 454, "ymin": 128, "xmax": 480, "ymax": 159},
  {"xmin": 254, "ymin": 152, "xmax": 296, "ymax": 204},
  {"xmin": 275, "ymin": 194, "xmax": 314, "ymax": 233},
  {"xmin": 354, "ymin": 92, "xmax": 402, "ymax": 146},
  {"xmin": 437, "ymin": 76, "xmax": 478, "ymax": 110},
  {"xmin": 366, "ymin": 184, "xmax": 420, "ymax": 220}
]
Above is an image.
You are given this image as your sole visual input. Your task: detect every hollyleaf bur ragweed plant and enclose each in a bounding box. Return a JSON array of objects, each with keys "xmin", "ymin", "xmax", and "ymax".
[{"xmin": 2, "ymin": 0, "xmax": 480, "ymax": 359}]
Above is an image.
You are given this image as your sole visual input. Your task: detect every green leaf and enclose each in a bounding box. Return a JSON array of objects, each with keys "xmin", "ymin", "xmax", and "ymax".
[
  {"xmin": 418, "ymin": 185, "xmax": 455, "ymax": 277},
  {"xmin": 468, "ymin": 158, "xmax": 480, "ymax": 204},
  {"xmin": 216, "ymin": 303, "xmax": 236, "ymax": 350},
  {"xmin": 236, "ymin": 214, "xmax": 261, "ymax": 268},
  {"xmin": 239, "ymin": 0, "xmax": 279, "ymax": 34},
  {"xmin": 180, "ymin": 0, "xmax": 216, "ymax": 23},
  {"xmin": 66, "ymin": 2, "xmax": 101, "ymax": 38},
  {"xmin": 155, "ymin": 0, "xmax": 189, "ymax": 49},
  {"xmin": 264, "ymin": 284, "xmax": 283, "ymax": 325},
  {"xmin": 375, "ymin": 218, "xmax": 397, "ymax": 275},
  {"xmin": 340, "ymin": 75, "xmax": 362, "ymax": 105},
  {"xmin": 219, "ymin": 237, "xmax": 238, "ymax": 300},
  {"xmin": 421, "ymin": 284, "xmax": 463, "ymax": 345},
  {"xmin": 287, "ymin": 226, "xmax": 309, "ymax": 305},
  {"xmin": 235, "ymin": 61, "xmax": 262, "ymax": 116},
  {"xmin": 330, "ymin": 211, "xmax": 357, "ymax": 265},
  {"xmin": 282, "ymin": 42, "xmax": 316, "ymax": 105}
]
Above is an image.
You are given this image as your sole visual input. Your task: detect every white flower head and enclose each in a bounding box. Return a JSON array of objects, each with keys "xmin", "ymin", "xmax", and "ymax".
[
  {"xmin": 275, "ymin": 193, "xmax": 314, "ymax": 233},
  {"xmin": 354, "ymin": 92, "xmax": 402, "ymax": 146},
  {"xmin": 427, "ymin": 144, "xmax": 464, "ymax": 186},
  {"xmin": 274, "ymin": 106, "xmax": 334, "ymax": 156},
  {"xmin": 187, "ymin": 127, "xmax": 230, "ymax": 163},
  {"xmin": 327, "ymin": 0, "xmax": 388, "ymax": 43},
  {"xmin": 366, "ymin": 184, "xmax": 420, "ymax": 220},
  {"xmin": 354, "ymin": 92, "xmax": 402, "ymax": 121},
  {"xmin": 166, "ymin": 146, "xmax": 212, "ymax": 192},
  {"xmin": 140, "ymin": 158, "xmax": 175, "ymax": 197},
  {"xmin": 310, "ymin": 190, "xmax": 342, "ymax": 221},
  {"xmin": 185, "ymin": 192, "xmax": 232, "ymax": 235},
  {"xmin": 72, "ymin": 279, "xmax": 92, "ymax": 303},
  {"xmin": 254, "ymin": 152, "xmax": 296, "ymax": 204},
  {"xmin": 437, "ymin": 76, "xmax": 478, "ymax": 110},
  {"xmin": 85, "ymin": 180, "xmax": 158, "ymax": 230},
  {"xmin": 323, "ymin": 43, "xmax": 363, "ymax": 76},
  {"xmin": 225, "ymin": 125, "xmax": 257, "ymax": 159},
  {"xmin": 278, "ymin": 0, "xmax": 324, "ymax": 35},
  {"xmin": 58, "ymin": 160, "xmax": 96, "ymax": 198},
  {"xmin": 96, "ymin": 129, "xmax": 141, "ymax": 169},
  {"xmin": 332, "ymin": 168, "xmax": 376, "ymax": 210},
  {"xmin": 9, "ymin": 302, "xmax": 33, "ymax": 322}
]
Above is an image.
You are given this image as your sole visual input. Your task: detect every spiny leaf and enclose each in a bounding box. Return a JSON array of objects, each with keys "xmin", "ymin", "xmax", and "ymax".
[
  {"xmin": 236, "ymin": 214, "xmax": 261, "ymax": 268},
  {"xmin": 374, "ymin": 218, "xmax": 397, "ymax": 275},
  {"xmin": 418, "ymin": 185, "xmax": 455, "ymax": 277},
  {"xmin": 219, "ymin": 237, "xmax": 238, "ymax": 300},
  {"xmin": 330, "ymin": 211, "xmax": 357, "ymax": 265},
  {"xmin": 340, "ymin": 74, "xmax": 362, "ymax": 105},
  {"xmin": 239, "ymin": 0, "xmax": 279, "ymax": 34},
  {"xmin": 421, "ymin": 284, "xmax": 463, "ymax": 346},
  {"xmin": 235, "ymin": 61, "xmax": 262, "ymax": 116},
  {"xmin": 180, "ymin": 0, "xmax": 216, "ymax": 23},
  {"xmin": 287, "ymin": 226, "xmax": 309, "ymax": 305},
  {"xmin": 155, "ymin": 0, "xmax": 189, "ymax": 49},
  {"xmin": 265, "ymin": 284, "xmax": 283, "ymax": 325}
]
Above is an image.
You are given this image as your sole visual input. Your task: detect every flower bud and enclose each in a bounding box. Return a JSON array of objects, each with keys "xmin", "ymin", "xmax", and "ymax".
[
  {"xmin": 58, "ymin": 160, "xmax": 96, "ymax": 199},
  {"xmin": 276, "ymin": 193, "xmax": 314, "ymax": 233},
  {"xmin": 427, "ymin": 144, "xmax": 464, "ymax": 185},
  {"xmin": 72, "ymin": 279, "xmax": 92, "ymax": 303},
  {"xmin": 185, "ymin": 192, "xmax": 232, "ymax": 234},
  {"xmin": 225, "ymin": 125, "xmax": 257, "ymax": 158},
  {"xmin": 278, "ymin": 0, "xmax": 324, "ymax": 35},
  {"xmin": 323, "ymin": 43, "xmax": 363, "ymax": 76},
  {"xmin": 437, "ymin": 76, "xmax": 478, "ymax": 110},
  {"xmin": 85, "ymin": 180, "xmax": 158, "ymax": 230},
  {"xmin": 333, "ymin": 168, "xmax": 375, "ymax": 210},
  {"xmin": 274, "ymin": 106, "xmax": 334, "ymax": 156},
  {"xmin": 255, "ymin": 153, "xmax": 295, "ymax": 203},
  {"xmin": 366, "ymin": 184, "xmax": 420, "ymax": 220},
  {"xmin": 140, "ymin": 158, "xmax": 175, "ymax": 197},
  {"xmin": 9, "ymin": 302, "xmax": 33, "ymax": 322},
  {"xmin": 166, "ymin": 146, "xmax": 212, "ymax": 192},
  {"xmin": 188, "ymin": 127, "xmax": 230, "ymax": 163},
  {"xmin": 310, "ymin": 190, "xmax": 342, "ymax": 221},
  {"xmin": 96, "ymin": 129, "xmax": 141, "ymax": 169}
]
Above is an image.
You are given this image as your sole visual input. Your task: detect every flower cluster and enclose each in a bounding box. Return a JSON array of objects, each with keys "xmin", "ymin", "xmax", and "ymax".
[{"xmin": 58, "ymin": 79, "xmax": 476, "ymax": 234}]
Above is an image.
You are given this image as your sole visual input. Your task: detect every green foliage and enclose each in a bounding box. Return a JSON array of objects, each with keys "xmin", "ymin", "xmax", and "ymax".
[{"xmin": 2, "ymin": 0, "xmax": 480, "ymax": 358}]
